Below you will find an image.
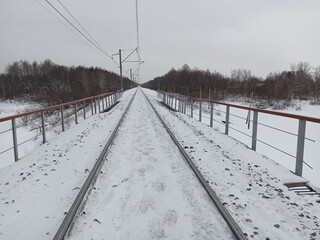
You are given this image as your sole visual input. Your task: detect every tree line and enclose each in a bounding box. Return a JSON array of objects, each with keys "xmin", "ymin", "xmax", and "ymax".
[
  {"xmin": 143, "ymin": 63, "xmax": 320, "ymax": 104},
  {"xmin": 0, "ymin": 59, "xmax": 134, "ymax": 105}
]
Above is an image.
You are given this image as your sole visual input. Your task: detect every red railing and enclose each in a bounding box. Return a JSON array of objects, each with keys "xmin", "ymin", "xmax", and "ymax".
[
  {"xmin": 0, "ymin": 91, "xmax": 115, "ymax": 122},
  {"xmin": 159, "ymin": 91, "xmax": 320, "ymax": 178},
  {"xmin": 0, "ymin": 91, "xmax": 120, "ymax": 164}
]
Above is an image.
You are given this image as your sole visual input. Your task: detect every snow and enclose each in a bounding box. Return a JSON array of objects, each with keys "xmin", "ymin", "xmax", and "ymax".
[{"xmin": 0, "ymin": 88, "xmax": 319, "ymax": 239}]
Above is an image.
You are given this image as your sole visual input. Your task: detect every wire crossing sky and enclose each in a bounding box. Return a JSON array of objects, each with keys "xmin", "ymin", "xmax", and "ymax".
[{"xmin": 1, "ymin": 0, "xmax": 320, "ymax": 83}]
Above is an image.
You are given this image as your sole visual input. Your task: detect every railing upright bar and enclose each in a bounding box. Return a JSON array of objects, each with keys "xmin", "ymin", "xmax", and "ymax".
[
  {"xmin": 74, "ymin": 104, "xmax": 78, "ymax": 124},
  {"xmin": 102, "ymin": 97, "xmax": 105, "ymax": 110},
  {"xmin": 175, "ymin": 96, "xmax": 177, "ymax": 110},
  {"xmin": 295, "ymin": 120, "xmax": 306, "ymax": 176},
  {"xmin": 210, "ymin": 102, "xmax": 213, "ymax": 127},
  {"xmin": 98, "ymin": 98, "xmax": 101, "ymax": 113},
  {"xmin": 91, "ymin": 98, "xmax": 94, "ymax": 115},
  {"xmin": 12, "ymin": 119, "xmax": 18, "ymax": 162},
  {"xmin": 184, "ymin": 97, "xmax": 187, "ymax": 114},
  {"xmin": 191, "ymin": 99, "xmax": 193, "ymax": 118},
  {"xmin": 60, "ymin": 107, "xmax": 65, "ymax": 132},
  {"xmin": 251, "ymin": 111, "xmax": 258, "ymax": 151},
  {"xmin": 94, "ymin": 98, "xmax": 97, "ymax": 114},
  {"xmin": 225, "ymin": 106, "xmax": 230, "ymax": 135},
  {"xmin": 199, "ymin": 101, "xmax": 202, "ymax": 122},
  {"xmin": 83, "ymin": 100, "xmax": 86, "ymax": 120},
  {"xmin": 41, "ymin": 111, "xmax": 46, "ymax": 144}
]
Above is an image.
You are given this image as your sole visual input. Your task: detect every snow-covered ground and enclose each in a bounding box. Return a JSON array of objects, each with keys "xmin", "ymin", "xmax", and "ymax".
[{"xmin": 0, "ymin": 88, "xmax": 319, "ymax": 239}]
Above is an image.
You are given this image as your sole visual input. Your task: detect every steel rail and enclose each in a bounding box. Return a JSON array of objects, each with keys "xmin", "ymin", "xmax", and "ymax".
[
  {"xmin": 53, "ymin": 89, "xmax": 137, "ymax": 240},
  {"xmin": 142, "ymin": 90, "xmax": 247, "ymax": 240}
]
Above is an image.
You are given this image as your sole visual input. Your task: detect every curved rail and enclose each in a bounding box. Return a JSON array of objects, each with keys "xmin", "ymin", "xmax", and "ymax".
[
  {"xmin": 142, "ymin": 89, "xmax": 247, "ymax": 240},
  {"xmin": 53, "ymin": 89, "xmax": 137, "ymax": 240}
]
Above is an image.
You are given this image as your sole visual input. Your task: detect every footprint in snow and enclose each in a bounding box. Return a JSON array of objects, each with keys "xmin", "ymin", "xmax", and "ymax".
[
  {"xmin": 149, "ymin": 219, "xmax": 165, "ymax": 239},
  {"xmin": 152, "ymin": 181, "xmax": 166, "ymax": 192},
  {"xmin": 138, "ymin": 168, "xmax": 145, "ymax": 177},
  {"xmin": 164, "ymin": 210, "xmax": 178, "ymax": 225},
  {"xmin": 139, "ymin": 200, "xmax": 155, "ymax": 213}
]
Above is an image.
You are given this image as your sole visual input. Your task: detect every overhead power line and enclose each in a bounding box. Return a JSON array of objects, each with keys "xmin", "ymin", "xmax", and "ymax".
[
  {"xmin": 43, "ymin": 0, "xmax": 117, "ymax": 65},
  {"xmin": 56, "ymin": 0, "xmax": 117, "ymax": 65},
  {"xmin": 35, "ymin": 0, "xmax": 107, "ymax": 59}
]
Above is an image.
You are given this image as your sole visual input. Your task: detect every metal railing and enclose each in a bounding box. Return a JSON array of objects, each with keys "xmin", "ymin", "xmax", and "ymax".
[
  {"xmin": 158, "ymin": 91, "xmax": 320, "ymax": 177},
  {"xmin": 0, "ymin": 91, "xmax": 120, "ymax": 164}
]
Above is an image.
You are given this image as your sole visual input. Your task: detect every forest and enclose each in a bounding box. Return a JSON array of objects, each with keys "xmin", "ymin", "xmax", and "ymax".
[
  {"xmin": 0, "ymin": 59, "xmax": 134, "ymax": 105},
  {"xmin": 143, "ymin": 63, "xmax": 320, "ymax": 107}
]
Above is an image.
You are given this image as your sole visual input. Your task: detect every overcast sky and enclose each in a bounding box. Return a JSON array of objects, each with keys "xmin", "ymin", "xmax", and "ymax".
[{"xmin": 1, "ymin": 0, "xmax": 320, "ymax": 83}]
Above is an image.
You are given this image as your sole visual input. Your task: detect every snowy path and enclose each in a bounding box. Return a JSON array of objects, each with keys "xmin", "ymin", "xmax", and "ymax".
[{"xmin": 67, "ymin": 89, "xmax": 235, "ymax": 239}]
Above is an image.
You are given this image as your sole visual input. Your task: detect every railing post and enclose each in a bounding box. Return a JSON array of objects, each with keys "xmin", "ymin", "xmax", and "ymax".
[
  {"xmin": 225, "ymin": 106, "xmax": 230, "ymax": 135},
  {"xmin": 102, "ymin": 97, "xmax": 105, "ymax": 110},
  {"xmin": 41, "ymin": 111, "xmax": 46, "ymax": 144},
  {"xmin": 175, "ymin": 96, "xmax": 177, "ymax": 110},
  {"xmin": 91, "ymin": 98, "xmax": 94, "ymax": 115},
  {"xmin": 199, "ymin": 101, "xmax": 202, "ymax": 122},
  {"xmin": 83, "ymin": 100, "xmax": 86, "ymax": 119},
  {"xmin": 60, "ymin": 107, "xmax": 65, "ymax": 132},
  {"xmin": 107, "ymin": 96, "xmax": 110, "ymax": 107},
  {"xmin": 12, "ymin": 119, "xmax": 18, "ymax": 162},
  {"xmin": 74, "ymin": 104, "xmax": 78, "ymax": 124},
  {"xmin": 191, "ymin": 99, "xmax": 193, "ymax": 118},
  {"xmin": 181, "ymin": 97, "xmax": 184, "ymax": 113},
  {"xmin": 251, "ymin": 111, "xmax": 258, "ymax": 151},
  {"xmin": 98, "ymin": 98, "xmax": 101, "ymax": 113},
  {"xmin": 94, "ymin": 98, "xmax": 97, "ymax": 114},
  {"xmin": 295, "ymin": 120, "xmax": 306, "ymax": 176},
  {"xmin": 105, "ymin": 97, "xmax": 108, "ymax": 108},
  {"xmin": 163, "ymin": 92, "xmax": 165, "ymax": 103},
  {"xmin": 210, "ymin": 102, "xmax": 213, "ymax": 127},
  {"xmin": 184, "ymin": 97, "xmax": 187, "ymax": 114}
]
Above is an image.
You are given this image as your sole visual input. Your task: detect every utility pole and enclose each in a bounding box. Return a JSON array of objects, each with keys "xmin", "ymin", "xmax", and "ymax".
[{"xmin": 119, "ymin": 49, "xmax": 123, "ymax": 91}]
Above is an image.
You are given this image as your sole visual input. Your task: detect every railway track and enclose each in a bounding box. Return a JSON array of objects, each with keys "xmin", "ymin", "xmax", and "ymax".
[{"xmin": 53, "ymin": 87, "xmax": 246, "ymax": 240}]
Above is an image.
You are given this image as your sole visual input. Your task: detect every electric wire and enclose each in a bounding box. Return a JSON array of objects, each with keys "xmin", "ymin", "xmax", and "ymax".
[
  {"xmin": 35, "ymin": 0, "xmax": 107, "ymax": 60},
  {"xmin": 56, "ymin": 0, "xmax": 118, "ymax": 66},
  {"xmin": 44, "ymin": 0, "xmax": 115, "ymax": 63}
]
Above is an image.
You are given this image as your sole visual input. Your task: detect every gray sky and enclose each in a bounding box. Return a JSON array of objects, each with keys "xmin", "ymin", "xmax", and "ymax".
[{"xmin": 1, "ymin": 0, "xmax": 320, "ymax": 83}]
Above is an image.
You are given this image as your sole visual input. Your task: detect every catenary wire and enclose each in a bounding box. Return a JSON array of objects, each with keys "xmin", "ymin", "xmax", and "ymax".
[
  {"xmin": 35, "ymin": 0, "xmax": 108, "ymax": 59},
  {"xmin": 56, "ymin": 0, "xmax": 118, "ymax": 66},
  {"xmin": 44, "ymin": 0, "xmax": 115, "ymax": 63}
]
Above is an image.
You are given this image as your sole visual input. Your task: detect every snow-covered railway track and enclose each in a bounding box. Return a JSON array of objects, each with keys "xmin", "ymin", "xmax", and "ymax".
[
  {"xmin": 142, "ymin": 89, "xmax": 247, "ymax": 240},
  {"xmin": 52, "ymin": 90, "xmax": 137, "ymax": 240},
  {"xmin": 53, "ymin": 88, "xmax": 246, "ymax": 240}
]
